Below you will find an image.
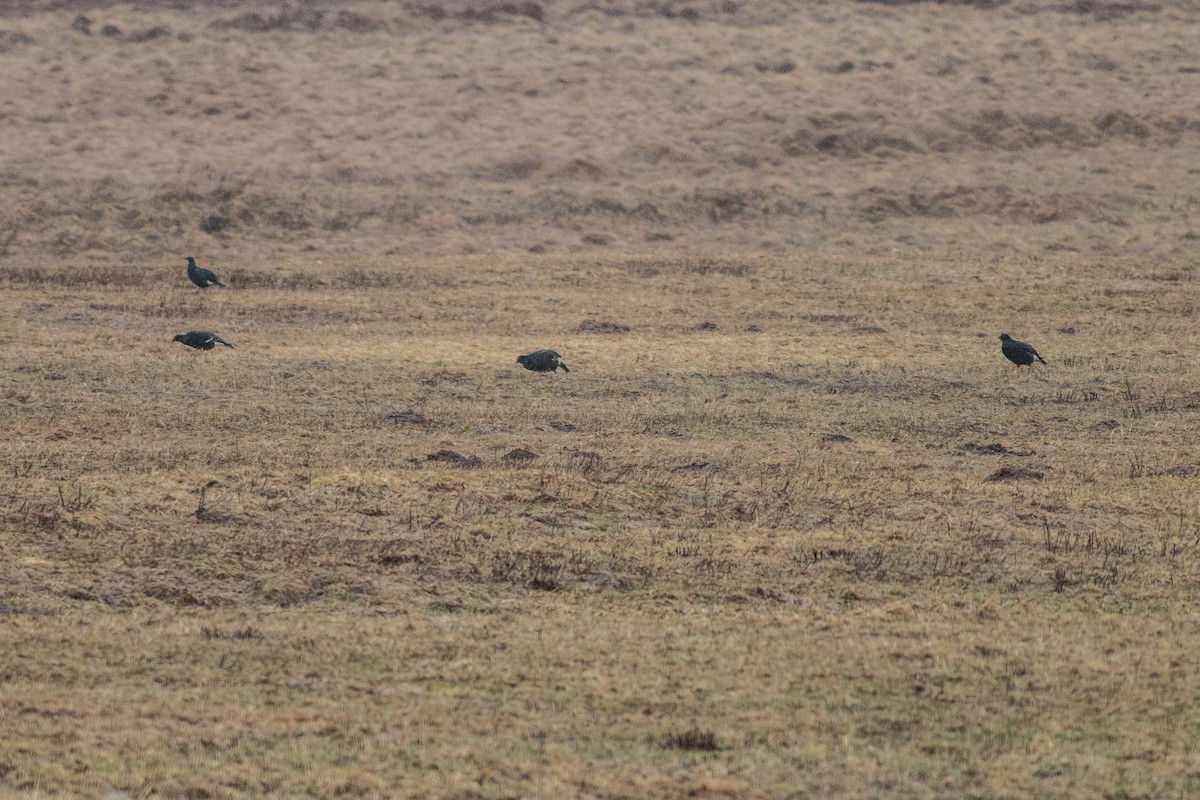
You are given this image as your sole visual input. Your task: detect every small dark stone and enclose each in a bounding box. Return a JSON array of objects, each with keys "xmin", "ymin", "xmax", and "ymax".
[
  {"xmin": 501, "ymin": 448, "xmax": 538, "ymax": 463},
  {"xmin": 696, "ymin": 321, "xmax": 718, "ymax": 331},
  {"xmin": 822, "ymin": 434, "xmax": 854, "ymax": 444}
]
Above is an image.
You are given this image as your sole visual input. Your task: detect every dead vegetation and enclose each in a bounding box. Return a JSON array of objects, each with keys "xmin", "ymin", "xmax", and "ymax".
[
  {"xmin": 1, "ymin": 0, "xmax": 1198, "ymax": 262},
  {"xmin": 2, "ymin": 0, "xmax": 1200, "ymax": 798},
  {"xmin": 4, "ymin": 247, "xmax": 1200, "ymax": 797}
]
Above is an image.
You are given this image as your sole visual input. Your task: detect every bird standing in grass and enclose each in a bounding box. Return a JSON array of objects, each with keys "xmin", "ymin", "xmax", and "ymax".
[
  {"xmin": 186, "ymin": 256, "xmax": 226, "ymax": 288},
  {"xmin": 173, "ymin": 330, "xmax": 235, "ymax": 350},
  {"xmin": 999, "ymin": 333, "xmax": 1046, "ymax": 366},
  {"xmin": 517, "ymin": 349, "xmax": 569, "ymax": 373}
]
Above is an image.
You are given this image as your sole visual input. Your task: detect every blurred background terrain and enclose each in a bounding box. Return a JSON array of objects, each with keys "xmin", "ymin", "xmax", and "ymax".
[{"xmin": 1, "ymin": 0, "xmax": 1197, "ymax": 264}]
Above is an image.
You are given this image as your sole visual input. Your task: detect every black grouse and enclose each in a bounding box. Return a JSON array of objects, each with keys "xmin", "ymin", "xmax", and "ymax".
[
  {"xmin": 999, "ymin": 333, "xmax": 1046, "ymax": 366},
  {"xmin": 173, "ymin": 330, "xmax": 235, "ymax": 350},
  {"xmin": 517, "ymin": 349, "xmax": 569, "ymax": 373},
  {"xmin": 186, "ymin": 256, "xmax": 226, "ymax": 288}
]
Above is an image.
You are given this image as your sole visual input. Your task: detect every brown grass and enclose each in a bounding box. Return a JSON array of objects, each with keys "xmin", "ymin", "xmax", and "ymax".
[
  {"xmin": 2, "ymin": 1, "xmax": 1200, "ymax": 798},
  {"xmin": 2, "ymin": 0, "xmax": 1199, "ymax": 263},
  {"xmin": 6, "ymin": 251, "xmax": 1200, "ymax": 798}
]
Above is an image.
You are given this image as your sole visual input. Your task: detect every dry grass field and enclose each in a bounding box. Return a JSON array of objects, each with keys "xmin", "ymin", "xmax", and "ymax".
[{"xmin": 3, "ymin": 0, "xmax": 1200, "ymax": 798}]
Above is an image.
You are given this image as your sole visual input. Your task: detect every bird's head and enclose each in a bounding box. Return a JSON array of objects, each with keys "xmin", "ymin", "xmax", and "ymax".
[
  {"xmin": 185, "ymin": 256, "xmax": 195, "ymax": 265},
  {"xmin": 999, "ymin": 333, "xmax": 1012, "ymax": 341},
  {"xmin": 172, "ymin": 334, "xmax": 185, "ymax": 342},
  {"xmin": 516, "ymin": 355, "xmax": 527, "ymax": 365}
]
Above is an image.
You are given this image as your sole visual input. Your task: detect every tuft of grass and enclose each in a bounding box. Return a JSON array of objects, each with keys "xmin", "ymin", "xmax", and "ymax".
[{"xmin": 661, "ymin": 727, "xmax": 721, "ymax": 752}]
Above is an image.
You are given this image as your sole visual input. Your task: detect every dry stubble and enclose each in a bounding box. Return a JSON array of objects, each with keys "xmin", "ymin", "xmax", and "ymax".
[
  {"xmin": 3, "ymin": 252, "xmax": 1200, "ymax": 798},
  {"xmin": 3, "ymin": 0, "xmax": 1200, "ymax": 797}
]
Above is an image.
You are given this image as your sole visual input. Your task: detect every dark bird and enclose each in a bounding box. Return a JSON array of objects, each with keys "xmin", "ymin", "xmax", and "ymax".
[
  {"xmin": 517, "ymin": 349, "xmax": 569, "ymax": 373},
  {"xmin": 186, "ymin": 256, "xmax": 226, "ymax": 288},
  {"xmin": 173, "ymin": 330, "xmax": 235, "ymax": 350},
  {"xmin": 999, "ymin": 333, "xmax": 1046, "ymax": 366}
]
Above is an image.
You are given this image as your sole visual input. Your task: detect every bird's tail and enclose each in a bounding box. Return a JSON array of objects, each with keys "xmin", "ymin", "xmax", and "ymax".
[
  {"xmin": 218, "ymin": 340, "xmax": 235, "ymax": 348},
  {"xmin": 1036, "ymin": 355, "xmax": 1047, "ymax": 364},
  {"xmin": 559, "ymin": 363, "xmax": 570, "ymax": 373},
  {"xmin": 215, "ymin": 280, "xmax": 227, "ymax": 288}
]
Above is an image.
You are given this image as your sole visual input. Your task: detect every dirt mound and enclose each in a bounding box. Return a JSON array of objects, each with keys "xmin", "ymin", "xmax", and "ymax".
[
  {"xmin": 779, "ymin": 109, "xmax": 1197, "ymax": 159},
  {"xmin": 549, "ymin": 158, "xmax": 609, "ymax": 181},
  {"xmin": 856, "ymin": 0, "xmax": 1009, "ymax": 7},
  {"xmin": 211, "ymin": 7, "xmax": 325, "ymax": 33},
  {"xmin": 0, "ymin": 31, "xmax": 34, "ymax": 53},
  {"xmin": 501, "ymin": 448, "xmax": 538, "ymax": 463},
  {"xmin": 477, "ymin": 155, "xmax": 544, "ymax": 182},
  {"xmin": 850, "ymin": 184, "xmax": 1113, "ymax": 224},
  {"xmin": 854, "ymin": 0, "xmax": 1160, "ymax": 18},
  {"xmin": 578, "ymin": 319, "xmax": 630, "ymax": 334},
  {"xmin": 984, "ymin": 466, "xmax": 1045, "ymax": 482},
  {"xmin": 385, "ymin": 410, "xmax": 430, "ymax": 426},
  {"xmin": 963, "ymin": 442, "xmax": 1035, "ymax": 456},
  {"xmin": 1043, "ymin": 0, "xmax": 1163, "ymax": 20},
  {"xmin": 424, "ymin": 449, "xmax": 483, "ymax": 467},
  {"xmin": 410, "ymin": 2, "xmax": 544, "ymax": 23},
  {"xmin": 782, "ymin": 113, "xmax": 925, "ymax": 158}
]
